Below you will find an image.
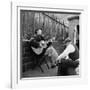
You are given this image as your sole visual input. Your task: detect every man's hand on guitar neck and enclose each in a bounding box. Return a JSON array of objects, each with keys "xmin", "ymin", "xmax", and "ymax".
[{"xmin": 49, "ymin": 37, "xmax": 56, "ymax": 42}]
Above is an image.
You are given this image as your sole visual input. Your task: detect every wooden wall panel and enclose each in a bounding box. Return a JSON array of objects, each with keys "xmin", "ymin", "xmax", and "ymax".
[{"xmin": 20, "ymin": 11, "xmax": 70, "ymax": 41}]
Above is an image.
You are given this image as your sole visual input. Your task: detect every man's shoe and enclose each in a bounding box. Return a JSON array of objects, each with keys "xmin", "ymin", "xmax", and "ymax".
[{"xmin": 51, "ymin": 64, "xmax": 56, "ymax": 68}]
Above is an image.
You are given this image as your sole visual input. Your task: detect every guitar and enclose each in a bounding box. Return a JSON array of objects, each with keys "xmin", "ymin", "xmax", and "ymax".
[{"xmin": 31, "ymin": 37, "xmax": 56, "ymax": 55}]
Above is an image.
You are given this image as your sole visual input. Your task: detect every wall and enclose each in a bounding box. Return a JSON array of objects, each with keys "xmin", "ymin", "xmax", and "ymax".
[{"xmin": 68, "ymin": 19, "xmax": 79, "ymax": 43}]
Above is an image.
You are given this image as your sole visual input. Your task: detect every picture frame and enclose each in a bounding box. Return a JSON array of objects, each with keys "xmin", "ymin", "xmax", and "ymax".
[{"xmin": 11, "ymin": 2, "xmax": 88, "ymax": 88}]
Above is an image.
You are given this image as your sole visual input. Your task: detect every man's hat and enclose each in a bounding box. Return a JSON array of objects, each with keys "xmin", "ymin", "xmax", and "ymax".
[{"xmin": 64, "ymin": 37, "xmax": 71, "ymax": 44}]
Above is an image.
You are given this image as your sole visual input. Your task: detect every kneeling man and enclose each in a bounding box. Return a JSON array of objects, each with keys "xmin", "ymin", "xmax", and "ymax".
[{"xmin": 56, "ymin": 37, "xmax": 79, "ymax": 76}]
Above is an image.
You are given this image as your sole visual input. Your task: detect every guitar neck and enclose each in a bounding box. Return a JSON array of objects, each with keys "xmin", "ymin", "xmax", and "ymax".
[
  {"xmin": 46, "ymin": 38, "xmax": 55, "ymax": 44},
  {"xmin": 22, "ymin": 39, "xmax": 30, "ymax": 42}
]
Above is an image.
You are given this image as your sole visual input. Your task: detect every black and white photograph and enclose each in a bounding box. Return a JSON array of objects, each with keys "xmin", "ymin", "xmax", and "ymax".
[
  {"xmin": 20, "ymin": 8, "xmax": 80, "ymax": 78},
  {"xmin": 10, "ymin": 1, "xmax": 88, "ymax": 89},
  {"xmin": 0, "ymin": 0, "xmax": 89, "ymax": 89}
]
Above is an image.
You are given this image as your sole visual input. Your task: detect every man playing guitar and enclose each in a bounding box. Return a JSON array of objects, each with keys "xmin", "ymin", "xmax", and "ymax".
[{"xmin": 23, "ymin": 28, "xmax": 58, "ymax": 69}]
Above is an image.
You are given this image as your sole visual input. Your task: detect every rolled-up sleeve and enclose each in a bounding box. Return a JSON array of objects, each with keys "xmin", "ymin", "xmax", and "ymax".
[{"xmin": 57, "ymin": 44, "xmax": 75, "ymax": 61}]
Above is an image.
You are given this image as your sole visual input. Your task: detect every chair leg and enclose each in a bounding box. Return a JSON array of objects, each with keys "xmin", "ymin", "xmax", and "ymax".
[
  {"xmin": 45, "ymin": 61, "xmax": 50, "ymax": 69},
  {"xmin": 39, "ymin": 65, "xmax": 44, "ymax": 72}
]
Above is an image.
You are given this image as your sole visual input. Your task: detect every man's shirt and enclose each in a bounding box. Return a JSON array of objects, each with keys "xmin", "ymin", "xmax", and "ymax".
[{"xmin": 57, "ymin": 43, "xmax": 75, "ymax": 61}]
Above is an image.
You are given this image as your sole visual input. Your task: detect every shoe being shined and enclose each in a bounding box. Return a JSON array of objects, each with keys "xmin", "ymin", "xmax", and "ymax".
[{"xmin": 51, "ymin": 64, "xmax": 57, "ymax": 68}]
